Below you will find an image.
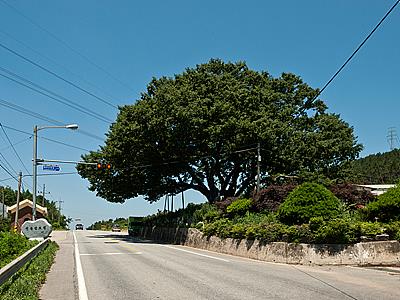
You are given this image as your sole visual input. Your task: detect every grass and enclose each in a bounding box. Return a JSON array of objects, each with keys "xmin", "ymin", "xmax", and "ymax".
[{"xmin": 0, "ymin": 241, "xmax": 59, "ymax": 300}]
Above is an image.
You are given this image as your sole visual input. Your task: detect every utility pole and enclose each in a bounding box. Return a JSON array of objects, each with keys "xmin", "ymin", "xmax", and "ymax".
[
  {"xmin": 256, "ymin": 142, "xmax": 261, "ymax": 193},
  {"xmin": 42, "ymin": 184, "xmax": 46, "ymax": 207},
  {"xmin": 15, "ymin": 172, "xmax": 22, "ymax": 231},
  {"xmin": 163, "ymin": 195, "xmax": 167, "ymax": 212},
  {"xmin": 181, "ymin": 191, "xmax": 185, "ymax": 209},
  {"xmin": 166, "ymin": 195, "xmax": 169, "ymax": 212},
  {"xmin": 57, "ymin": 199, "xmax": 64, "ymax": 223},
  {"xmin": 1, "ymin": 187, "xmax": 4, "ymax": 219},
  {"xmin": 171, "ymin": 194, "xmax": 174, "ymax": 212}
]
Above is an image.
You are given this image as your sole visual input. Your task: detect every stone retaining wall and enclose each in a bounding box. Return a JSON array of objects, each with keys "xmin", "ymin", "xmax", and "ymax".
[{"xmin": 138, "ymin": 227, "xmax": 400, "ymax": 266}]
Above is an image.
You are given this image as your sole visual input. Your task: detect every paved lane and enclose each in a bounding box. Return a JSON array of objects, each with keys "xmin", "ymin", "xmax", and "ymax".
[{"xmin": 74, "ymin": 230, "xmax": 400, "ymax": 300}]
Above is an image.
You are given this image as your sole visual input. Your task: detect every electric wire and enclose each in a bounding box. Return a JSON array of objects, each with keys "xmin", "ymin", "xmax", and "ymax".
[
  {"xmin": 0, "ymin": 96, "xmax": 105, "ymax": 141},
  {"xmin": 0, "ymin": 67, "xmax": 113, "ymax": 123},
  {"xmin": 304, "ymin": 0, "xmax": 400, "ymax": 108},
  {"xmin": 0, "ymin": 0, "xmax": 134, "ymax": 94},
  {"xmin": 0, "ymin": 136, "xmax": 31, "ymax": 152},
  {"xmin": 0, "ymin": 123, "xmax": 30, "ymax": 175},
  {"xmin": 1, "ymin": 124, "xmax": 92, "ymax": 152},
  {"xmin": 0, "ymin": 28, "xmax": 121, "ymax": 102},
  {"xmin": 0, "ymin": 41, "xmax": 118, "ymax": 109},
  {"xmin": 0, "ymin": 96, "xmax": 64, "ymax": 125}
]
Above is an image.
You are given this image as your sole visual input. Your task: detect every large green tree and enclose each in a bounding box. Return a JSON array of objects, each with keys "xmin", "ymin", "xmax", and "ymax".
[{"xmin": 77, "ymin": 59, "xmax": 362, "ymax": 203}]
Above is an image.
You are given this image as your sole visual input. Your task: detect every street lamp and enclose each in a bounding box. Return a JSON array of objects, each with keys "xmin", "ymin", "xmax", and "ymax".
[{"xmin": 32, "ymin": 124, "xmax": 78, "ymax": 220}]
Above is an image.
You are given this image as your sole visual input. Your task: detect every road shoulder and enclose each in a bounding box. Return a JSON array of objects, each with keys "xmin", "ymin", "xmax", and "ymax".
[{"xmin": 39, "ymin": 230, "xmax": 77, "ymax": 300}]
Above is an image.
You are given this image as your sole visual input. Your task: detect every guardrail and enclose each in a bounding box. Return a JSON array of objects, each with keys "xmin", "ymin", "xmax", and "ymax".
[{"xmin": 0, "ymin": 238, "xmax": 49, "ymax": 285}]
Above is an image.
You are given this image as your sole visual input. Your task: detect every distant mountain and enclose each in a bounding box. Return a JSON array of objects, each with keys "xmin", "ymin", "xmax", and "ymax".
[{"xmin": 349, "ymin": 149, "xmax": 400, "ymax": 184}]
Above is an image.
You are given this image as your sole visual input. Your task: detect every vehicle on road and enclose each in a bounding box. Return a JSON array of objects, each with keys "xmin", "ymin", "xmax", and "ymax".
[
  {"xmin": 128, "ymin": 216, "xmax": 144, "ymax": 236},
  {"xmin": 75, "ymin": 223, "xmax": 84, "ymax": 230},
  {"xmin": 112, "ymin": 224, "xmax": 121, "ymax": 232}
]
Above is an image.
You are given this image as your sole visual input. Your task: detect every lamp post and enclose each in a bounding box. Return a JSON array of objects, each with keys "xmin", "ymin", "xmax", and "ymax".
[{"xmin": 32, "ymin": 124, "xmax": 78, "ymax": 220}]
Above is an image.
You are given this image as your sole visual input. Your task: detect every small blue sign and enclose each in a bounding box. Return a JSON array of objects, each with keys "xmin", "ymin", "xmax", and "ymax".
[{"xmin": 42, "ymin": 164, "xmax": 60, "ymax": 172}]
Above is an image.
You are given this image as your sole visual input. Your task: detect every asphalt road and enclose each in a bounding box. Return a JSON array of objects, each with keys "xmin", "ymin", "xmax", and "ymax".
[{"xmin": 74, "ymin": 230, "xmax": 400, "ymax": 300}]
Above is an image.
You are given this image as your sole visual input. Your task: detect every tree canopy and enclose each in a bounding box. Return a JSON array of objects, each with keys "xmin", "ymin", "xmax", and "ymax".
[{"xmin": 77, "ymin": 59, "xmax": 362, "ymax": 203}]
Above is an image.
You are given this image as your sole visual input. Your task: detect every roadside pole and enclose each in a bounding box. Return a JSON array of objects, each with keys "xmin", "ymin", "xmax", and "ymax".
[
  {"xmin": 14, "ymin": 172, "xmax": 22, "ymax": 231},
  {"xmin": 2, "ymin": 187, "xmax": 4, "ymax": 218},
  {"xmin": 42, "ymin": 184, "xmax": 46, "ymax": 207},
  {"xmin": 256, "ymin": 142, "xmax": 261, "ymax": 193}
]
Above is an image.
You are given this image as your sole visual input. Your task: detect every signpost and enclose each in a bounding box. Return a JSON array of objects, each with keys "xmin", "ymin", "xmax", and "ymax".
[{"xmin": 42, "ymin": 164, "xmax": 60, "ymax": 172}]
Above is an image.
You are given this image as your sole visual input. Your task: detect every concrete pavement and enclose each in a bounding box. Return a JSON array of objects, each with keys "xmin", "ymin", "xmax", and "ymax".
[{"xmin": 40, "ymin": 230, "xmax": 77, "ymax": 300}]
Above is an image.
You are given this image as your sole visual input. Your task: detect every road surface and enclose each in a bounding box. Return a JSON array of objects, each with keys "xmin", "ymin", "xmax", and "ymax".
[{"xmin": 70, "ymin": 230, "xmax": 400, "ymax": 300}]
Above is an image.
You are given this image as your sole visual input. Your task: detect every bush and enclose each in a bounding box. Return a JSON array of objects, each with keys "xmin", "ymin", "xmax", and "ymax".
[
  {"xmin": 252, "ymin": 183, "xmax": 297, "ymax": 212},
  {"xmin": 313, "ymin": 218, "xmax": 356, "ymax": 244},
  {"xmin": 278, "ymin": 182, "xmax": 342, "ymax": 225},
  {"xmin": 192, "ymin": 203, "xmax": 221, "ymax": 224},
  {"xmin": 226, "ymin": 198, "xmax": 252, "ymax": 217},
  {"xmin": 0, "ymin": 232, "xmax": 38, "ymax": 268},
  {"xmin": 215, "ymin": 197, "xmax": 238, "ymax": 212},
  {"xmin": 366, "ymin": 185, "xmax": 400, "ymax": 222},
  {"xmin": 0, "ymin": 241, "xmax": 58, "ymax": 300},
  {"xmin": 0, "ymin": 217, "xmax": 11, "ymax": 232},
  {"xmin": 354, "ymin": 222, "xmax": 384, "ymax": 237},
  {"xmin": 395, "ymin": 230, "xmax": 400, "ymax": 241},
  {"xmin": 328, "ymin": 183, "xmax": 376, "ymax": 208},
  {"xmin": 203, "ymin": 218, "xmax": 233, "ymax": 238}
]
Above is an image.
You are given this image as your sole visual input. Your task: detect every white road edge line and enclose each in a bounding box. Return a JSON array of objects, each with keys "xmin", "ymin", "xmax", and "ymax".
[
  {"xmin": 80, "ymin": 252, "xmax": 142, "ymax": 256},
  {"xmin": 73, "ymin": 231, "xmax": 89, "ymax": 300},
  {"xmin": 162, "ymin": 245, "xmax": 229, "ymax": 262}
]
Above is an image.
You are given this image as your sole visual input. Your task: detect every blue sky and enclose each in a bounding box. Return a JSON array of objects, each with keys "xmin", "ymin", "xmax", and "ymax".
[{"xmin": 0, "ymin": 0, "xmax": 399, "ymax": 227}]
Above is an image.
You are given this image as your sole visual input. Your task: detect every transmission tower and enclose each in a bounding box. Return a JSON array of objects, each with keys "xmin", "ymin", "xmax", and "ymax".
[{"xmin": 387, "ymin": 127, "xmax": 399, "ymax": 150}]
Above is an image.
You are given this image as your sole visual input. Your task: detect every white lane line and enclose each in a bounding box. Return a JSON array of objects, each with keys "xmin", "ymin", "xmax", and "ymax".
[
  {"xmin": 80, "ymin": 252, "xmax": 142, "ymax": 256},
  {"xmin": 73, "ymin": 231, "xmax": 89, "ymax": 300},
  {"xmin": 162, "ymin": 245, "xmax": 229, "ymax": 262}
]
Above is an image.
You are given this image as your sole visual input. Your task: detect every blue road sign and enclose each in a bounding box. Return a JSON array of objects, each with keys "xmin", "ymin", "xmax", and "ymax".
[{"xmin": 42, "ymin": 164, "xmax": 60, "ymax": 172}]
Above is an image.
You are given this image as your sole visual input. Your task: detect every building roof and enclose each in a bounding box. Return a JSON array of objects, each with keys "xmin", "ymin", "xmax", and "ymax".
[
  {"xmin": 354, "ymin": 184, "xmax": 396, "ymax": 190},
  {"xmin": 7, "ymin": 199, "xmax": 48, "ymax": 216}
]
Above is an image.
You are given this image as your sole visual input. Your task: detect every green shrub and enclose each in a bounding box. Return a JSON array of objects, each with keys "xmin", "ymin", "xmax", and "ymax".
[
  {"xmin": 313, "ymin": 218, "xmax": 356, "ymax": 244},
  {"xmin": 0, "ymin": 241, "xmax": 58, "ymax": 300},
  {"xmin": 0, "ymin": 217, "xmax": 11, "ymax": 232},
  {"xmin": 0, "ymin": 232, "xmax": 38, "ymax": 268},
  {"xmin": 192, "ymin": 203, "xmax": 221, "ymax": 224},
  {"xmin": 366, "ymin": 185, "xmax": 400, "ymax": 222},
  {"xmin": 354, "ymin": 222, "xmax": 384, "ymax": 237},
  {"xmin": 395, "ymin": 230, "xmax": 400, "ymax": 241},
  {"xmin": 253, "ymin": 222, "xmax": 288, "ymax": 242},
  {"xmin": 383, "ymin": 221, "xmax": 400, "ymax": 240},
  {"xmin": 203, "ymin": 218, "xmax": 233, "ymax": 238},
  {"xmin": 226, "ymin": 198, "xmax": 252, "ymax": 217},
  {"xmin": 278, "ymin": 183, "xmax": 342, "ymax": 225}
]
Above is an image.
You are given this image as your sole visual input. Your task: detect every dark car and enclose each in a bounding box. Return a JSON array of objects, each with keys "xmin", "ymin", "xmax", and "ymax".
[{"xmin": 75, "ymin": 223, "xmax": 84, "ymax": 230}]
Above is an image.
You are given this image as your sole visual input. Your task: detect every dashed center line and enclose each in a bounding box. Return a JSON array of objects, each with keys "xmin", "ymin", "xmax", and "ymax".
[{"xmin": 162, "ymin": 245, "xmax": 230, "ymax": 262}]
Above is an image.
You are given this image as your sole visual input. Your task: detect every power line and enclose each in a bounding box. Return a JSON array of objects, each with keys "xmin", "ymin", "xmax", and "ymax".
[
  {"xmin": 0, "ymin": 123, "xmax": 30, "ymax": 175},
  {"xmin": 23, "ymin": 172, "xmax": 79, "ymax": 177},
  {"xmin": 1, "ymin": 124, "xmax": 92, "ymax": 152},
  {"xmin": 0, "ymin": 96, "xmax": 105, "ymax": 141},
  {"xmin": 0, "ymin": 28, "xmax": 121, "ymax": 102},
  {"xmin": 303, "ymin": 0, "xmax": 400, "ymax": 108},
  {"xmin": 0, "ymin": 0, "xmax": 134, "ymax": 94},
  {"xmin": 0, "ymin": 96, "xmax": 64, "ymax": 125},
  {"xmin": 0, "ymin": 136, "xmax": 31, "ymax": 152},
  {"xmin": 0, "ymin": 41, "xmax": 118, "ymax": 109},
  {"xmin": 0, "ymin": 67, "xmax": 113, "ymax": 123}
]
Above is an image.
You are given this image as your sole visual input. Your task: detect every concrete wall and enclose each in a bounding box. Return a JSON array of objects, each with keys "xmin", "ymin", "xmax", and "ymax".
[{"xmin": 138, "ymin": 226, "xmax": 400, "ymax": 266}]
